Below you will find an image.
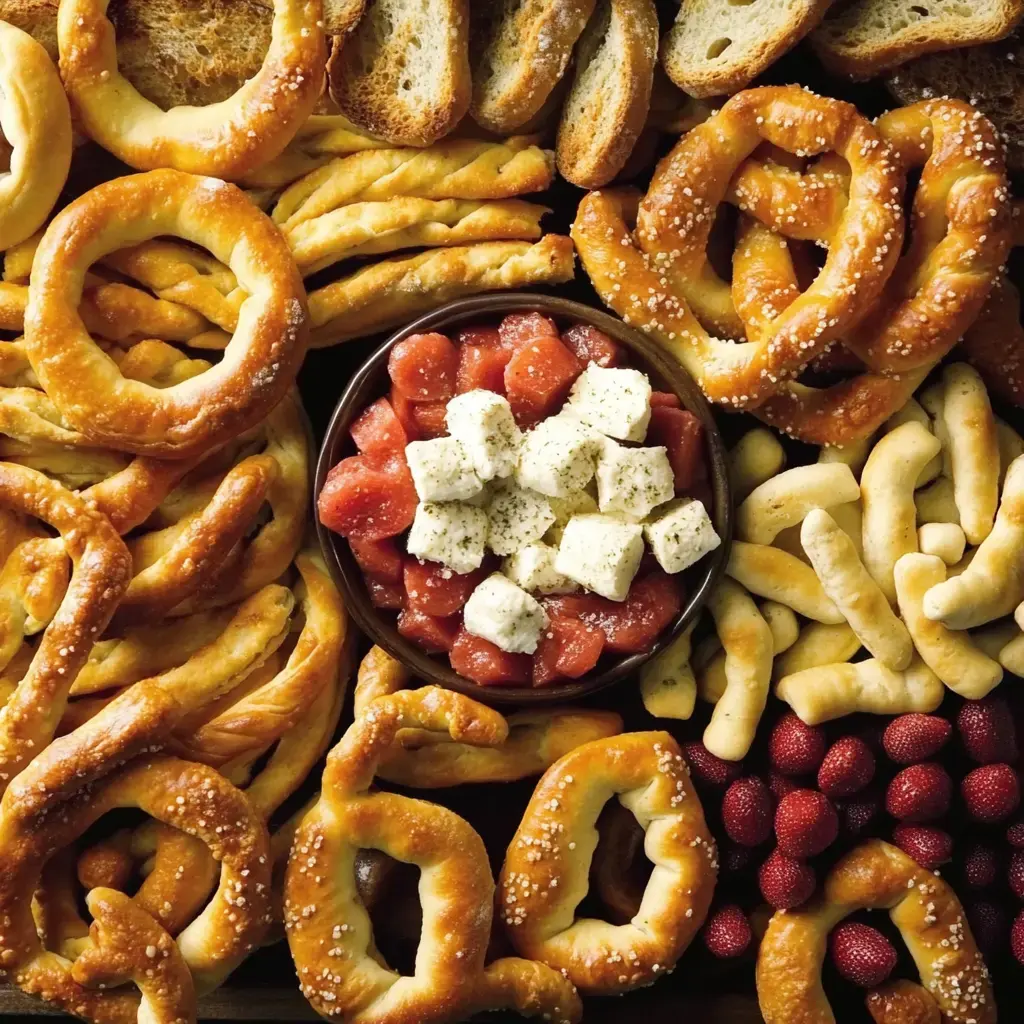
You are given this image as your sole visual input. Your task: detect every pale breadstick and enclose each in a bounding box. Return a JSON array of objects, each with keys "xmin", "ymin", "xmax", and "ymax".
[
  {"xmin": 888, "ymin": 396, "xmax": 941, "ymax": 486},
  {"xmin": 703, "ymin": 579, "xmax": 773, "ymax": 761},
  {"xmin": 998, "ymin": 419, "xmax": 1024, "ymax": 488},
  {"xmin": 775, "ymin": 656, "xmax": 943, "ymax": 725},
  {"xmin": 999, "ymin": 631, "xmax": 1024, "ymax": 676},
  {"xmin": 941, "ymin": 363, "xmax": 999, "ymax": 546},
  {"xmin": 729, "ymin": 428, "xmax": 786, "ymax": 502},
  {"xmin": 923, "ymin": 455, "xmax": 1024, "ymax": 629},
  {"xmin": 737, "ymin": 463, "xmax": 860, "ymax": 545},
  {"xmin": 772, "ymin": 523, "xmax": 810, "ymax": 564},
  {"xmin": 894, "ymin": 553, "xmax": 1003, "ymax": 700},
  {"xmin": 946, "ymin": 549, "xmax": 977, "ymax": 578},
  {"xmin": 772, "ymin": 621, "xmax": 861, "ymax": 681},
  {"xmin": 639, "ymin": 621, "xmax": 696, "ymax": 720},
  {"xmin": 818, "ymin": 436, "xmax": 872, "ymax": 478},
  {"xmin": 726, "ymin": 541, "xmax": 844, "ymax": 623},
  {"xmin": 971, "ymin": 620, "xmax": 1021, "ymax": 661},
  {"xmin": 917, "ymin": 523, "xmax": 965, "ymax": 566},
  {"xmin": 830, "ymin": 501, "xmax": 863, "ymax": 560},
  {"xmin": 801, "ymin": 509, "xmax": 912, "ymax": 670},
  {"xmin": 916, "ymin": 476, "xmax": 960, "ymax": 526},
  {"xmin": 860, "ymin": 421, "xmax": 942, "ymax": 603},
  {"xmin": 919, "ymin": 381, "xmax": 950, "ymax": 479}
]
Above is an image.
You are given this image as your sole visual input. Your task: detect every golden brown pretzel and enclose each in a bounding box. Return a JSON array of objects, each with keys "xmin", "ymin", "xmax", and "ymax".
[
  {"xmin": 866, "ymin": 981, "xmax": 941, "ymax": 1024},
  {"xmin": 756, "ymin": 840, "xmax": 994, "ymax": 1024}
]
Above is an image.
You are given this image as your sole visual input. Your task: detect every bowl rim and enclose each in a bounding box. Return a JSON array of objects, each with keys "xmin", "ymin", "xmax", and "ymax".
[{"xmin": 314, "ymin": 291, "xmax": 733, "ymax": 707}]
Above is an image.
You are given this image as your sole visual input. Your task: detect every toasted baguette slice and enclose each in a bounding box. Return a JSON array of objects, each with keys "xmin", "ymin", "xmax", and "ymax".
[
  {"xmin": 470, "ymin": 0, "xmax": 596, "ymax": 134},
  {"xmin": 327, "ymin": 0, "xmax": 471, "ymax": 146},
  {"xmin": 812, "ymin": 0, "xmax": 1024, "ymax": 79},
  {"xmin": 661, "ymin": 0, "xmax": 830, "ymax": 98},
  {"xmin": 556, "ymin": 0, "xmax": 658, "ymax": 188},
  {"xmin": 887, "ymin": 30, "xmax": 1024, "ymax": 171}
]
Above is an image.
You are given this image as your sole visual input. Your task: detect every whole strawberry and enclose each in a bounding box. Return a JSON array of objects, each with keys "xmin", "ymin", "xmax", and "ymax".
[
  {"xmin": 758, "ymin": 849, "xmax": 816, "ymax": 910},
  {"xmin": 703, "ymin": 905, "xmax": 752, "ymax": 959},
  {"xmin": 829, "ymin": 922, "xmax": 897, "ymax": 988},
  {"xmin": 722, "ymin": 776, "xmax": 774, "ymax": 847},
  {"xmin": 1009, "ymin": 850, "xmax": 1024, "ymax": 900},
  {"xmin": 967, "ymin": 901, "xmax": 1007, "ymax": 958},
  {"xmin": 775, "ymin": 789, "xmax": 839, "ymax": 858},
  {"xmin": 1012, "ymin": 910, "xmax": 1024, "ymax": 966},
  {"xmin": 1008, "ymin": 820, "xmax": 1024, "ymax": 849},
  {"xmin": 683, "ymin": 741, "xmax": 742, "ymax": 788},
  {"xmin": 769, "ymin": 712, "xmax": 827, "ymax": 776},
  {"xmin": 885, "ymin": 763, "xmax": 952, "ymax": 822},
  {"xmin": 839, "ymin": 794, "xmax": 880, "ymax": 838},
  {"xmin": 892, "ymin": 824, "xmax": 952, "ymax": 870},
  {"xmin": 882, "ymin": 714, "xmax": 951, "ymax": 764},
  {"xmin": 961, "ymin": 763, "xmax": 1020, "ymax": 823},
  {"xmin": 818, "ymin": 737, "xmax": 875, "ymax": 798},
  {"xmin": 769, "ymin": 771, "xmax": 800, "ymax": 800},
  {"xmin": 957, "ymin": 696, "xmax": 1018, "ymax": 764},
  {"xmin": 723, "ymin": 843, "xmax": 754, "ymax": 873},
  {"xmin": 963, "ymin": 843, "xmax": 1000, "ymax": 890}
]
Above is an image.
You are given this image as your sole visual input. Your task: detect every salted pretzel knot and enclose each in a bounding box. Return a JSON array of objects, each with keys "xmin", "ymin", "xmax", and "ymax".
[
  {"xmin": 58, "ymin": 0, "xmax": 326, "ymax": 179},
  {"xmin": 24, "ymin": 170, "xmax": 308, "ymax": 458},
  {"xmin": 756, "ymin": 839, "xmax": 994, "ymax": 1024},
  {"xmin": 498, "ymin": 732, "xmax": 717, "ymax": 995}
]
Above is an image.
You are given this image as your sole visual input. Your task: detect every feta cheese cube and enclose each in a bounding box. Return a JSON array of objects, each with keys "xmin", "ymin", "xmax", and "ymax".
[
  {"xmin": 565, "ymin": 364, "xmax": 652, "ymax": 442},
  {"xmin": 406, "ymin": 437, "xmax": 482, "ymax": 502},
  {"xmin": 487, "ymin": 483, "xmax": 556, "ymax": 556},
  {"xmin": 464, "ymin": 573, "xmax": 549, "ymax": 654},
  {"xmin": 407, "ymin": 501, "xmax": 487, "ymax": 574},
  {"xmin": 515, "ymin": 415, "xmax": 601, "ymax": 497},
  {"xmin": 644, "ymin": 498, "xmax": 721, "ymax": 574},
  {"xmin": 544, "ymin": 489, "xmax": 600, "ymax": 544},
  {"xmin": 555, "ymin": 513, "xmax": 644, "ymax": 602},
  {"xmin": 596, "ymin": 442, "xmax": 675, "ymax": 518},
  {"xmin": 502, "ymin": 542, "xmax": 576, "ymax": 594},
  {"xmin": 446, "ymin": 390, "xmax": 521, "ymax": 481}
]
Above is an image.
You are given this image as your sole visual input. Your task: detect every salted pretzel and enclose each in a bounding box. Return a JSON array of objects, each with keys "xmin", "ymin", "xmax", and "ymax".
[
  {"xmin": 286, "ymin": 687, "xmax": 583, "ymax": 1023},
  {"xmin": 756, "ymin": 839, "xmax": 994, "ymax": 1024},
  {"xmin": 24, "ymin": 170, "xmax": 308, "ymax": 457},
  {"xmin": 58, "ymin": 0, "xmax": 326, "ymax": 179},
  {"xmin": 499, "ymin": 731, "xmax": 716, "ymax": 995}
]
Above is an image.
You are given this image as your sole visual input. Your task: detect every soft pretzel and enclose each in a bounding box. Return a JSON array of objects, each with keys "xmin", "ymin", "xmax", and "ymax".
[
  {"xmin": 639, "ymin": 621, "xmax": 697, "ymax": 720},
  {"xmin": 866, "ymin": 980, "xmax": 941, "ymax": 1024},
  {"xmin": 756, "ymin": 840, "xmax": 994, "ymax": 1024},
  {"xmin": 499, "ymin": 731, "xmax": 715, "ymax": 995},
  {"xmin": 894, "ymin": 553, "xmax": 1002, "ymax": 700},
  {"xmin": 772, "ymin": 621, "xmax": 861, "ymax": 681},
  {"xmin": 24, "ymin": 170, "xmax": 308, "ymax": 457},
  {"xmin": 916, "ymin": 523, "xmax": 965, "ymax": 566},
  {"xmin": 729, "ymin": 427, "xmax": 786, "ymax": 502},
  {"xmin": 727, "ymin": 542, "xmax": 844, "ymax": 624},
  {"xmin": 58, "ymin": 0, "xmax": 326, "ymax": 178}
]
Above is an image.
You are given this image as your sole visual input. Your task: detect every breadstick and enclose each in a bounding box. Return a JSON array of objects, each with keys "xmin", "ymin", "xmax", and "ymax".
[
  {"xmin": 729, "ymin": 428, "xmax": 786, "ymax": 502},
  {"xmin": 916, "ymin": 476, "xmax": 960, "ymax": 526},
  {"xmin": 886, "ymin": 398, "xmax": 940, "ymax": 486},
  {"xmin": 971, "ymin": 620, "xmax": 1021, "ymax": 661},
  {"xmin": 860, "ymin": 420, "xmax": 942, "ymax": 603},
  {"xmin": 775, "ymin": 656, "xmax": 944, "ymax": 725},
  {"xmin": 916, "ymin": 523, "xmax": 965, "ymax": 566},
  {"xmin": 998, "ymin": 419, "xmax": 1024, "ymax": 487},
  {"xmin": 894, "ymin": 553, "xmax": 1003, "ymax": 699},
  {"xmin": 818, "ymin": 436, "xmax": 872, "ymax": 478},
  {"xmin": 737, "ymin": 463, "xmax": 860, "ymax": 545},
  {"xmin": 727, "ymin": 541, "xmax": 844, "ymax": 623},
  {"xmin": 999, "ymin": 631, "xmax": 1024, "ymax": 677},
  {"xmin": 802, "ymin": 509, "xmax": 912, "ymax": 670},
  {"xmin": 918, "ymin": 381, "xmax": 950, "ymax": 478},
  {"xmin": 772, "ymin": 622, "xmax": 861, "ymax": 681},
  {"xmin": 639, "ymin": 621, "xmax": 696, "ymax": 720}
]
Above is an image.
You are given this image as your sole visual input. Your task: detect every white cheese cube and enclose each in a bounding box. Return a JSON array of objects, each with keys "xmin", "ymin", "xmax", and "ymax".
[
  {"xmin": 544, "ymin": 490, "xmax": 600, "ymax": 544},
  {"xmin": 463, "ymin": 573, "xmax": 549, "ymax": 654},
  {"xmin": 515, "ymin": 415, "xmax": 601, "ymax": 497},
  {"xmin": 596, "ymin": 442, "xmax": 675, "ymax": 519},
  {"xmin": 565, "ymin": 364, "xmax": 652, "ymax": 442},
  {"xmin": 644, "ymin": 498, "xmax": 721, "ymax": 574},
  {"xmin": 487, "ymin": 483, "xmax": 556, "ymax": 556},
  {"xmin": 407, "ymin": 501, "xmax": 487, "ymax": 574},
  {"xmin": 555, "ymin": 513, "xmax": 644, "ymax": 602},
  {"xmin": 502, "ymin": 542, "xmax": 577, "ymax": 594},
  {"xmin": 445, "ymin": 390, "xmax": 521, "ymax": 481},
  {"xmin": 406, "ymin": 437, "xmax": 482, "ymax": 502}
]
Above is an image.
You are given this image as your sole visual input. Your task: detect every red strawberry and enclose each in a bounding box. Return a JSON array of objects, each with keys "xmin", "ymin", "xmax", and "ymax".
[
  {"xmin": 758, "ymin": 850, "xmax": 816, "ymax": 910},
  {"xmin": 891, "ymin": 824, "xmax": 952, "ymax": 870},
  {"xmin": 957, "ymin": 696, "xmax": 1018, "ymax": 764},
  {"xmin": 1012, "ymin": 910, "xmax": 1024, "ymax": 965},
  {"xmin": 882, "ymin": 714, "xmax": 951, "ymax": 764},
  {"xmin": 1009, "ymin": 850, "xmax": 1024, "ymax": 900},
  {"xmin": 840, "ymin": 794, "xmax": 880, "ymax": 838},
  {"xmin": 961, "ymin": 763, "xmax": 1020, "ymax": 823},
  {"xmin": 722, "ymin": 843, "xmax": 754, "ymax": 873},
  {"xmin": 1007, "ymin": 821, "xmax": 1024, "ymax": 849},
  {"xmin": 722, "ymin": 776, "xmax": 774, "ymax": 847},
  {"xmin": 967, "ymin": 901, "xmax": 1007, "ymax": 958},
  {"xmin": 818, "ymin": 737, "xmax": 875, "ymax": 798},
  {"xmin": 829, "ymin": 922, "xmax": 897, "ymax": 988},
  {"xmin": 683, "ymin": 741, "xmax": 742, "ymax": 787},
  {"xmin": 769, "ymin": 771, "xmax": 800, "ymax": 800},
  {"xmin": 885, "ymin": 763, "xmax": 952, "ymax": 822},
  {"xmin": 769, "ymin": 712, "xmax": 827, "ymax": 776},
  {"xmin": 775, "ymin": 789, "xmax": 839, "ymax": 858},
  {"xmin": 963, "ymin": 843, "xmax": 1000, "ymax": 890},
  {"xmin": 703, "ymin": 905, "xmax": 752, "ymax": 959}
]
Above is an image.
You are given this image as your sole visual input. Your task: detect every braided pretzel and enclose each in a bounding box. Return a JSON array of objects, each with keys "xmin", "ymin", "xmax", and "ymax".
[
  {"xmin": 756, "ymin": 839, "xmax": 994, "ymax": 1024},
  {"xmin": 286, "ymin": 687, "xmax": 582, "ymax": 1023},
  {"xmin": 24, "ymin": 170, "xmax": 308, "ymax": 457},
  {"xmin": 499, "ymin": 731, "xmax": 716, "ymax": 995},
  {"xmin": 58, "ymin": 0, "xmax": 326, "ymax": 179}
]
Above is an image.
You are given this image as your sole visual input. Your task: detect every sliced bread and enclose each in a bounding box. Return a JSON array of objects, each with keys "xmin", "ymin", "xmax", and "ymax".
[
  {"xmin": 470, "ymin": 0, "xmax": 596, "ymax": 134},
  {"xmin": 811, "ymin": 0, "xmax": 1024, "ymax": 79},
  {"xmin": 556, "ymin": 0, "xmax": 658, "ymax": 188},
  {"xmin": 661, "ymin": 0, "xmax": 831, "ymax": 98},
  {"xmin": 327, "ymin": 0, "xmax": 471, "ymax": 146}
]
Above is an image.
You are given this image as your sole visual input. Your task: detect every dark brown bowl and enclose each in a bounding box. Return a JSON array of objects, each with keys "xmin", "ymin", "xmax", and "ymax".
[{"xmin": 314, "ymin": 293, "xmax": 732, "ymax": 706}]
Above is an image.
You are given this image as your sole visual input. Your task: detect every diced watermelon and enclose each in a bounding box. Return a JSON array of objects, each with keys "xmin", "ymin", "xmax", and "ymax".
[
  {"xmin": 411, "ymin": 401, "xmax": 449, "ymax": 439},
  {"xmin": 561, "ymin": 324, "xmax": 623, "ymax": 368},
  {"xmin": 650, "ymin": 391, "xmax": 681, "ymax": 409},
  {"xmin": 389, "ymin": 388, "xmax": 421, "ymax": 442},
  {"xmin": 367, "ymin": 578, "xmax": 405, "ymax": 609},
  {"xmin": 349, "ymin": 536, "xmax": 403, "ymax": 582},
  {"xmin": 456, "ymin": 325, "xmax": 502, "ymax": 349},
  {"xmin": 404, "ymin": 560, "xmax": 486, "ymax": 617},
  {"xmin": 449, "ymin": 629, "xmax": 532, "ymax": 685},
  {"xmin": 532, "ymin": 616, "xmax": 605, "ymax": 686},
  {"xmin": 317, "ymin": 452, "xmax": 418, "ymax": 540},
  {"xmin": 505, "ymin": 336, "xmax": 582, "ymax": 428},
  {"xmin": 388, "ymin": 332, "xmax": 458, "ymax": 401},
  {"xmin": 646, "ymin": 407, "xmax": 706, "ymax": 492},
  {"xmin": 349, "ymin": 397, "xmax": 408, "ymax": 455},
  {"xmin": 456, "ymin": 342, "xmax": 510, "ymax": 394},
  {"xmin": 397, "ymin": 608, "xmax": 460, "ymax": 652},
  {"xmin": 498, "ymin": 312, "xmax": 558, "ymax": 351}
]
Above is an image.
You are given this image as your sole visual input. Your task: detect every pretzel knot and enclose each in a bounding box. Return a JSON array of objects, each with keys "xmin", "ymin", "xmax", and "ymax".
[
  {"xmin": 285, "ymin": 687, "xmax": 582, "ymax": 1023},
  {"xmin": 24, "ymin": 170, "xmax": 309, "ymax": 458},
  {"xmin": 756, "ymin": 839, "xmax": 994, "ymax": 1024},
  {"xmin": 498, "ymin": 732, "xmax": 717, "ymax": 995}
]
